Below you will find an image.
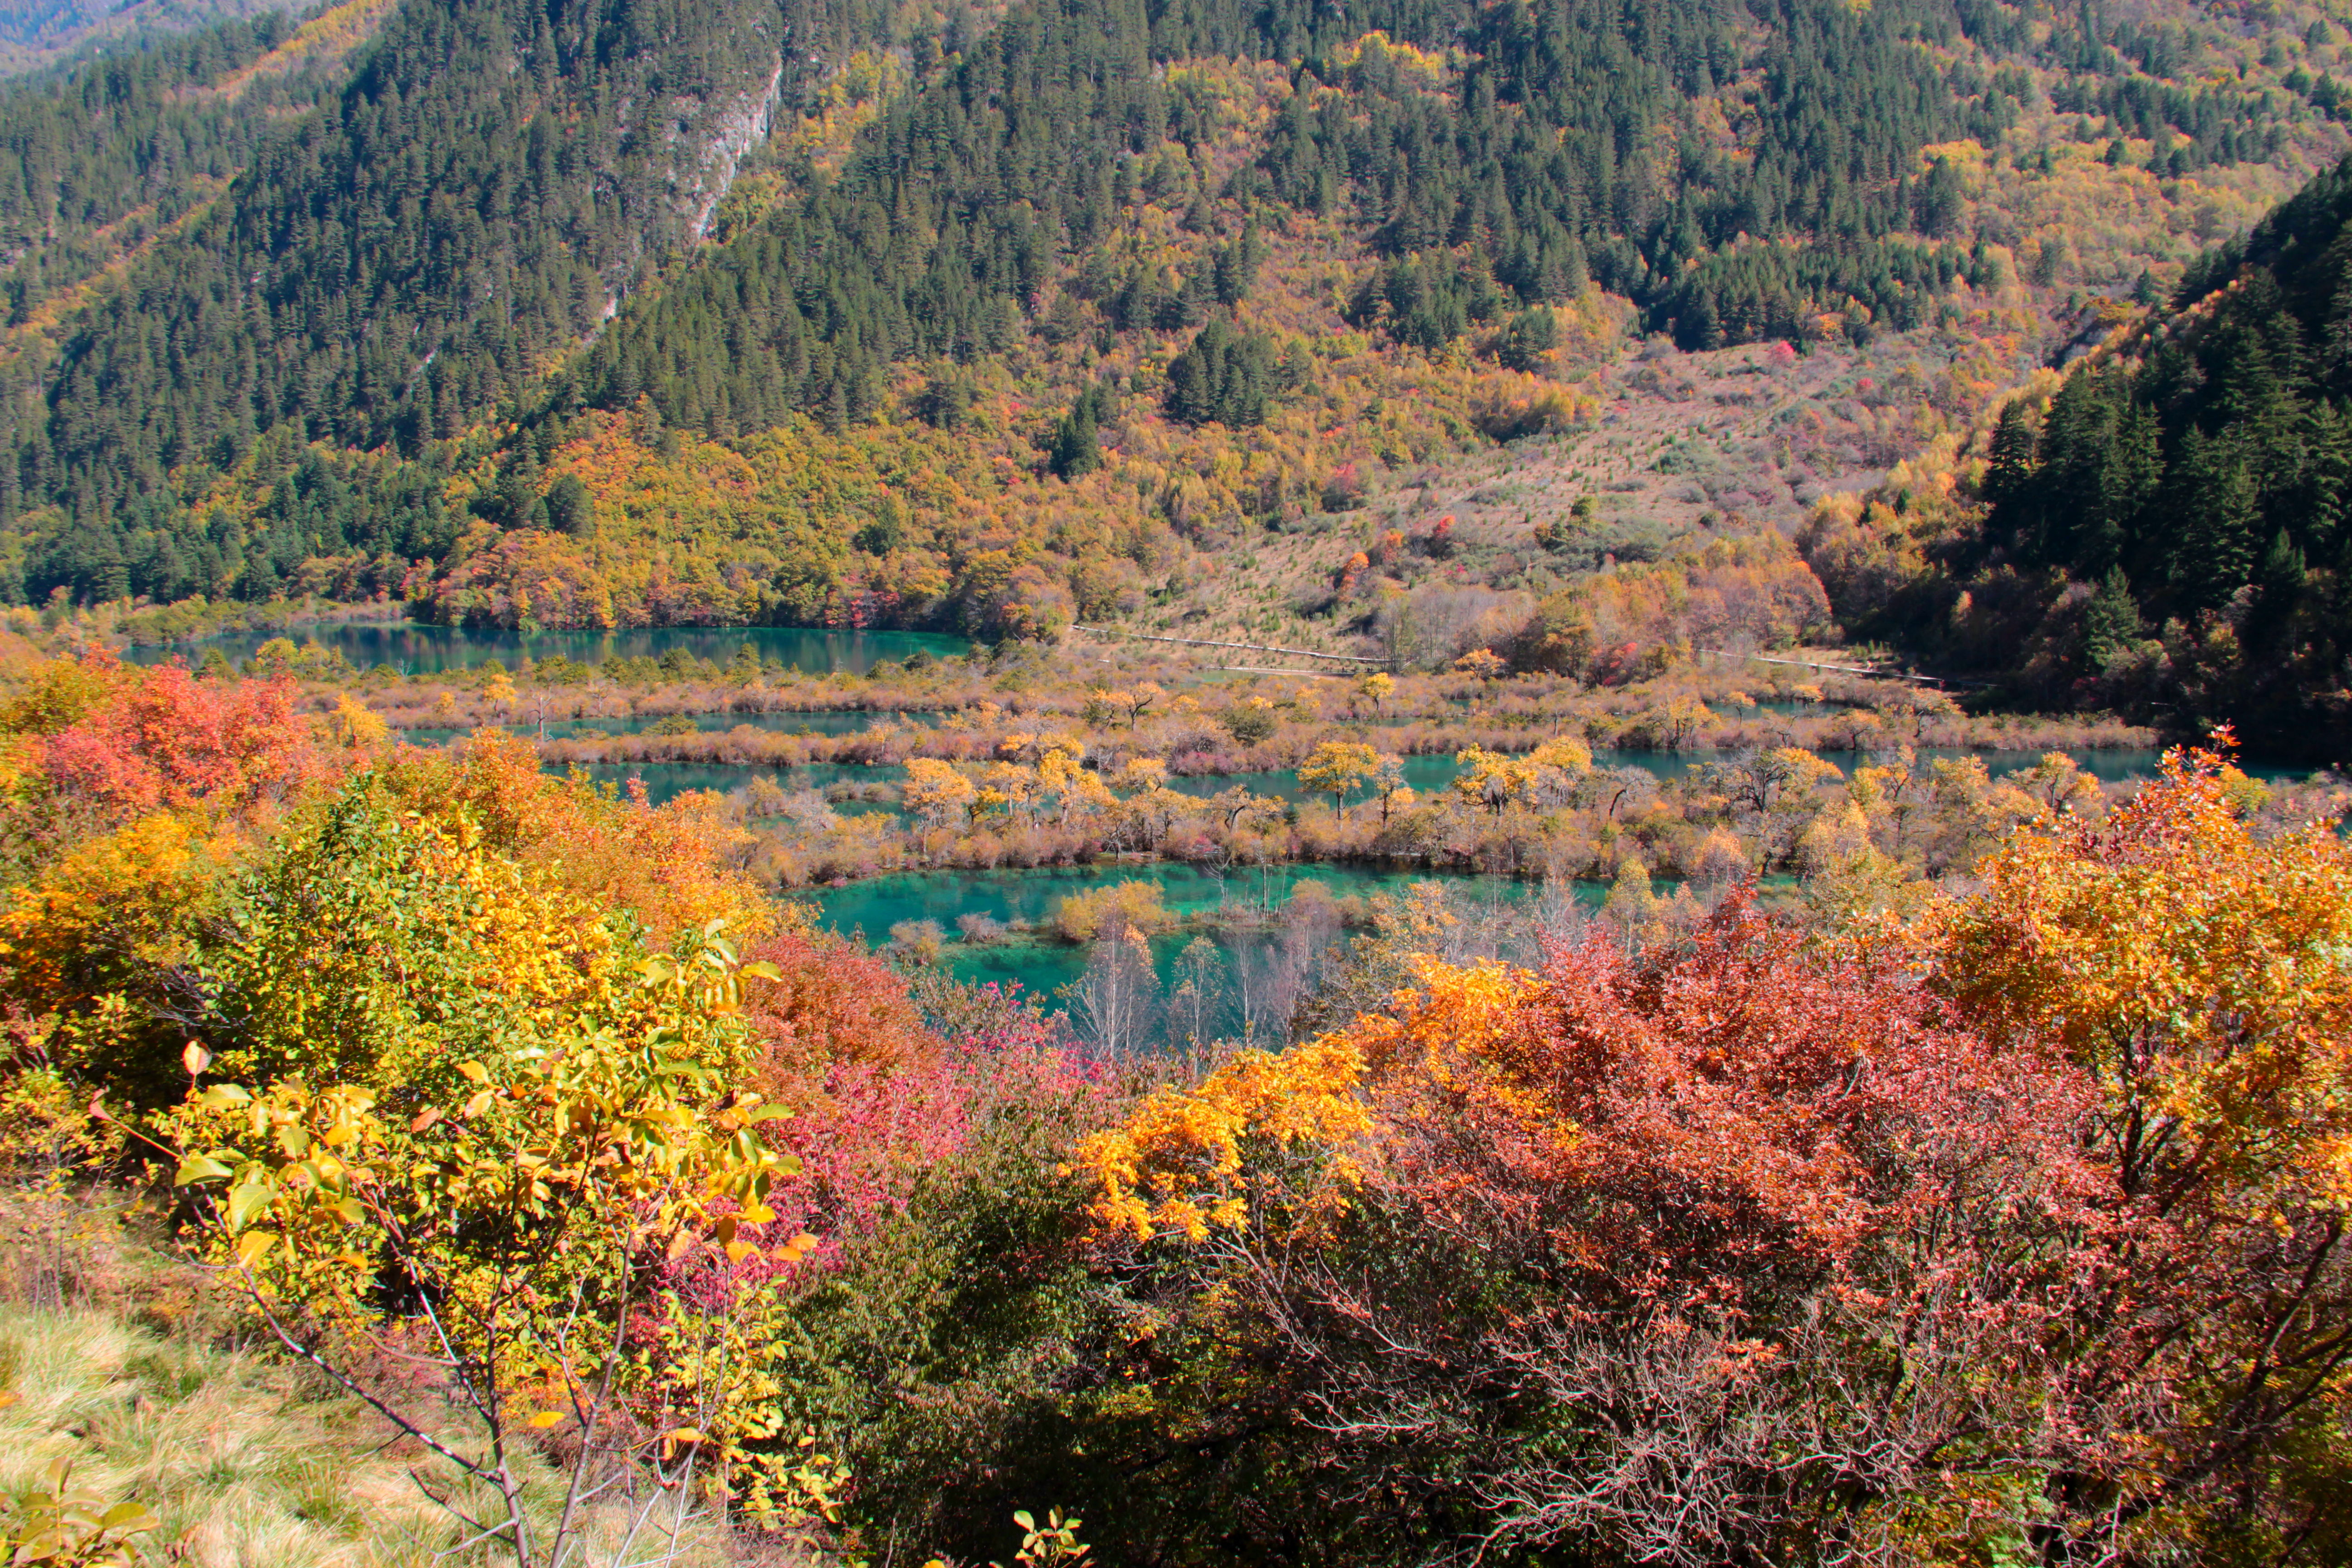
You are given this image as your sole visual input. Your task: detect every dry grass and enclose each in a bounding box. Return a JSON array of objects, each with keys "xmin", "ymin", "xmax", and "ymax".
[
  {"xmin": 0, "ymin": 1205, "xmax": 819, "ymax": 1568},
  {"xmin": 0, "ymin": 1303, "xmax": 461, "ymax": 1567}
]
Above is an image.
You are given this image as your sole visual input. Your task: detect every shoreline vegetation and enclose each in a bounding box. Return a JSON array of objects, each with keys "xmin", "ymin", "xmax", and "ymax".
[
  {"xmin": 35, "ymin": 619, "xmax": 2343, "ymax": 1010},
  {"xmin": 59, "ymin": 593, "xmax": 412, "ymax": 650},
  {"xmin": 36, "ymin": 617, "xmax": 2347, "ymax": 907}
]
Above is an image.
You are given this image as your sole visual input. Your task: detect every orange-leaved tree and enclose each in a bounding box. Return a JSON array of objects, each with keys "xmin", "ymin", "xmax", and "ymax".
[
  {"xmin": 28, "ymin": 655, "xmax": 323, "ymax": 827},
  {"xmin": 1069, "ymin": 745, "xmax": 2352, "ymax": 1563},
  {"xmin": 1926, "ymin": 741, "xmax": 2352, "ymax": 1558},
  {"xmin": 0, "ymin": 654, "xmax": 343, "ymax": 1112},
  {"xmin": 1074, "ymin": 895, "xmax": 2113, "ymax": 1565}
]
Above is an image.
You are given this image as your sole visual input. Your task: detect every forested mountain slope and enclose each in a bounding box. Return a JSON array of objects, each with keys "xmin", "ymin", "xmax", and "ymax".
[
  {"xmin": 21, "ymin": 0, "xmax": 798, "ymax": 519},
  {"xmin": 0, "ymin": 0, "xmax": 297, "ymax": 75},
  {"xmin": 588, "ymin": 0, "xmax": 2014, "ymax": 437},
  {"xmin": 8, "ymin": 0, "xmax": 2352, "ymax": 737},
  {"xmin": 1804, "ymin": 148, "xmax": 2352, "ymax": 756},
  {"xmin": 0, "ymin": 0, "xmax": 375, "ymax": 343}
]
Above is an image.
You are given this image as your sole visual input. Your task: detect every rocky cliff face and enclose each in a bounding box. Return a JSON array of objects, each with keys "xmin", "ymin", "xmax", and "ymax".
[{"xmin": 683, "ymin": 56, "xmax": 783, "ymax": 244}]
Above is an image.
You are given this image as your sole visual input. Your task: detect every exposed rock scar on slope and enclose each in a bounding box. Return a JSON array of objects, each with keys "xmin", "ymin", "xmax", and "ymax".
[{"xmin": 685, "ymin": 58, "xmax": 785, "ymax": 245}]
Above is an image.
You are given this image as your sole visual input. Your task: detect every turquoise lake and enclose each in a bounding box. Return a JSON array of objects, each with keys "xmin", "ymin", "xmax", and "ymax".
[
  {"xmin": 804, "ymin": 863, "xmax": 1583, "ymax": 1017},
  {"xmin": 127, "ymin": 621, "xmax": 969, "ymax": 676},
  {"xmin": 124, "ymin": 620, "xmax": 2329, "ymax": 1028},
  {"xmin": 400, "ymin": 708, "xmax": 912, "ymax": 745},
  {"xmin": 552, "ymin": 742, "xmax": 2330, "ymax": 1015}
]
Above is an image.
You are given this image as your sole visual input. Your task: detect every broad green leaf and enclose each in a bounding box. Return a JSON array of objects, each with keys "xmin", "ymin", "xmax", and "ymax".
[
  {"xmin": 98, "ymin": 1502, "xmax": 158, "ymax": 1532},
  {"xmin": 173, "ymin": 1154, "xmax": 232, "ymax": 1186},
  {"xmin": 225, "ymin": 1178, "xmax": 274, "ymax": 1231}
]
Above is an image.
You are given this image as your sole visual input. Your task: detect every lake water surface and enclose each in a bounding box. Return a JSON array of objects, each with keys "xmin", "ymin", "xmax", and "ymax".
[
  {"xmin": 807, "ymin": 863, "xmax": 1584, "ymax": 1009},
  {"xmin": 168, "ymin": 626, "xmax": 2325, "ymax": 1016},
  {"xmin": 127, "ymin": 621, "xmax": 969, "ymax": 676},
  {"xmin": 401, "ymin": 708, "xmax": 913, "ymax": 746}
]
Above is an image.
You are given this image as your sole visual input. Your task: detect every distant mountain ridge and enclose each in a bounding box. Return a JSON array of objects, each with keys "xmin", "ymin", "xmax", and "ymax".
[
  {"xmin": 11, "ymin": 0, "xmax": 2118, "ymax": 549},
  {"xmin": 0, "ymin": 0, "xmax": 296, "ymax": 75}
]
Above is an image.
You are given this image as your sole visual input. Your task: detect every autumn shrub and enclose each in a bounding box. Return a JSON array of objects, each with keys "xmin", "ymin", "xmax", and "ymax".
[
  {"xmin": 0, "ymin": 655, "xmax": 325, "ymax": 858},
  {"xmin": 740, "ymin": 928, "xmax": 939, "ymax": 1092},
  {"xmin": 187, "ymin": 789, "xmax": 645, "ymax": 1104},
  {"xmin": 0, "ymin": 647, "xmax": 121, "ymax": 737},
  {"xmin": 753, "ymin": 1024, "xmax": 1117, "ymax": 1564},
  {"xmin": 1922, "ymin": 743, "xmax": 2352, "ymax": 1556},
  {"xmin": 1050, "ymin": 880, "xmax": 1173, "ymax": 943},
  {"xmin": 1048, "ymin": 900, "xmax": 2102, "ymax": 1564},
  {"xmin": 0, "ymin": 815, "xmax": 239, "ymax": 1110},
  {"xmin": 372, "ymin": 731, "xmax": 771, "ymax": 940},
  {"xmin": 0, "ymin": 657, "xmax": 348, "ymax": 1111},
  {"xmin": 0, "ymin": 723, "xmax": 792, "ymax": 1139},
  {"xmin": 523, "ymin": 960, "xmax": 1114, "ymax": 1558},
  {"xmin": 0, "ymin": 710, "xmax": 882, "ymax": 1558},
  {"xmin": 168, "ymin": 921, "xmax": 830, "ymax": 1563}
]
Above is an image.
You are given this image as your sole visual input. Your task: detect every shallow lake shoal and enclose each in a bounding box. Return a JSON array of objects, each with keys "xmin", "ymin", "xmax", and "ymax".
[
  {"xmin": 549, "ymin": 745, "xmax": 2321, "ymax": 810},
  {"xmin": 807, "ymin": 864, "xmax": 1592, "ymax": 1000}
]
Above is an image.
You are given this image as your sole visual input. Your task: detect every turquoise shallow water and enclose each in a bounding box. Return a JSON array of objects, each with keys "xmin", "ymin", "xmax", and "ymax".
[
  {"xmin": 806, "ymin": 864, "xmax": 1584, "ymax": 1009},
  {"xmin": 476, "ymin": 735, "xmax": 2329, "ymax": 1028},
  {"xmin": 127, "ymin": 622, "xmax": 969, "ymax": 676},
  {"xmin": 400, "ymin": 708, "xmax": 910, "ymax": 745},
  {"xmin": 813, "ymin": 862, "xmax": 1473, "ymax": 936},
  {"xmin": 562, "ymin": 761, "xmax": 903, "ymax": 822},
  {"xmin": 588, "ymin": 740, "xmax": 2328, "ymax": 1014},
  {"xmin": 567, "ymin": 759, "xmax": 904, "ymax": 800}
]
